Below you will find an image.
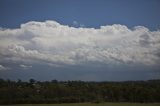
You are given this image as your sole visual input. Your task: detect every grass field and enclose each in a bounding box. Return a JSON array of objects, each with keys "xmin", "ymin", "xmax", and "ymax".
[{"xmin": 1, "ymin": 103, "xmax": 160, "ymax": 106}]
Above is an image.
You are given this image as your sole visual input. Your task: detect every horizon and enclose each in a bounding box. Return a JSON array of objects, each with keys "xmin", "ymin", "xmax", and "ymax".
[{"xmin": 1, "ymin": 78, "xmax": 160, "ymax": 82}]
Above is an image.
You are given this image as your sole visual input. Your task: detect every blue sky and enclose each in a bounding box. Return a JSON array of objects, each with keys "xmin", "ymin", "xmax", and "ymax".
[
  {"xmin": 0, "ymin": 0, "xmax": 160, "ymax": 81},
  {"xmin": 1, "ymin": 0, "xmax": 160, "ymax": 30}
]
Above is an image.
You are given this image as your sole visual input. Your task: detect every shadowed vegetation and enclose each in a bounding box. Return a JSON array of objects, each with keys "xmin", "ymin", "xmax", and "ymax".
[
  {"xmin": 0, "ymin": 79, "xmax": 160, "ymax": 104},
  {"xmin": 1, "ymin": 103, "xmax": 160, "ymax": 106}
]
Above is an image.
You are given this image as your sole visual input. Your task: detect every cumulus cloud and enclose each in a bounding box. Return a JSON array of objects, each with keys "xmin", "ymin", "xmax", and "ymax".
[
  {"xmin": 0, "ymin": 20, "xmax": 160, "ymax": 67},
  {"xmin": 0, "ymin": 65, "xmax": 9, "ymax": 71}
]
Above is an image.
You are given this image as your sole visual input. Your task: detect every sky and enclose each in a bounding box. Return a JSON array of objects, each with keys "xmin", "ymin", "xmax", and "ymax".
[{"xmin": 0, "ymin": 0, "xmax": 160, "ymax": 81}]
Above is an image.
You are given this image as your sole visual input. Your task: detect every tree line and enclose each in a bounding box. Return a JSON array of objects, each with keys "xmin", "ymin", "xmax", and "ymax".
[{"xmin": 0, "ymin": 79, "xmax": 160, "ymax": 104}]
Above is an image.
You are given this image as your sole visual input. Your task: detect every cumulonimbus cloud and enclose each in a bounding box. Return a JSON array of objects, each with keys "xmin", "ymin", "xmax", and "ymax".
[{"xmin": 0, "ymin": 20, "xmax": 160, "ymax": 66}]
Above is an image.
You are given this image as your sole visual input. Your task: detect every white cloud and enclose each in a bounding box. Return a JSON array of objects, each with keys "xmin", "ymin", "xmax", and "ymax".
[
  {"xmin": 72, "ymin": 21, "xmax": 78, "ymax": 27},
  {"xmin": 0, "ymin": 20, "xmax": 160, "ymax": 66},
  {"xmin": 0, "ymin": 65, "xmax": 9, "ymax": 71},
  {"xmin": 79, "ymin": 23, "xmax": 84, "ymax": 28},
  {"xmin": 20, "ymin": 64, "xmax": 32, "ymax": 69},
  {"xmin": 72, "ymin": 21, "xmax": 85, "ymax": 28}
]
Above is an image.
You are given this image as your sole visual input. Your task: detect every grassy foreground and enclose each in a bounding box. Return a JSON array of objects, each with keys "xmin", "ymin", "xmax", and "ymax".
[{"xmin": 1, "ymin": 103, "xmax": 160, "ymax": 106}]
